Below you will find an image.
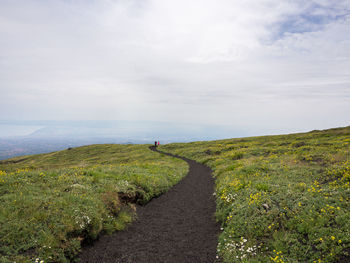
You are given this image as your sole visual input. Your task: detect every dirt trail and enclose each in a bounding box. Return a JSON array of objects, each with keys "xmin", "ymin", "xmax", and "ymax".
[{"xmin": 79, "ymin": 146, "xmax": 219, "ymax": 263}]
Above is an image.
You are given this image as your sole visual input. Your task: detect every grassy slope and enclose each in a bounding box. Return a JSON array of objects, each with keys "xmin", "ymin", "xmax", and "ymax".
[
  {"xmin": 160, "ymin": 126, "xmax": 350, "ymax": 263},
  {"xmin": 0, "ymin": 144, "xmax": 188, "ymax": 263}
]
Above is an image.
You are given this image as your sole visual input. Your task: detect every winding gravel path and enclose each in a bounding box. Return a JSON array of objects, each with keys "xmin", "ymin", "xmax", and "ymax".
[{"xmin": 79, "ymin": 146, "xmax": 219, "ymax": 263}]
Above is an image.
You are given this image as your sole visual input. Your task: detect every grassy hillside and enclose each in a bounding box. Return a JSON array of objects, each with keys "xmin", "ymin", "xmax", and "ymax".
[
  {"xmin": 160, "ymin": 126, "xmax": 350, "ymax": 263},
  {"xmin": 0, "ymin": 144, "xmax": 188, "ymax": 263}
]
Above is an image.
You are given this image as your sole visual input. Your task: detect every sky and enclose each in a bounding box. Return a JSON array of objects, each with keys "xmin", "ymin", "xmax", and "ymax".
[{"xmin": 1, "ymin": 0, "xmax": 350, "ymax": 137}]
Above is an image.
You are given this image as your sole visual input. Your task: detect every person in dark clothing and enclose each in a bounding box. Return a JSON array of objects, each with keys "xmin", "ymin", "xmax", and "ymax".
[{"xmin": 155, "ymin": 141, "xmax": 157, "ymax": 147}]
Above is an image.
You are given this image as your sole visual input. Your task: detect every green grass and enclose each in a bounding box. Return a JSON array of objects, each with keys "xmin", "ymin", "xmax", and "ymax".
[
  {"xmin": 0, "ymin": 144, "xmax": 188, "ymax": 263},
  {"xmin": 160, "ymin": 126, "xmax": 350, "ymax": 263}
]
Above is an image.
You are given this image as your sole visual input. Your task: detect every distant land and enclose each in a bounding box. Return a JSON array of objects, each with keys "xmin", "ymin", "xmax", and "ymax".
[
  {"xmin": 2, "ymin": 120, "xmax": 343, "ymax": 160},
  {"xmin": 0, "ymin": 137, "xmax": 139, "ymax": 160},
  {"xmin": 0, "ymin": 120, "xmax": 247, "ymax": 160}
]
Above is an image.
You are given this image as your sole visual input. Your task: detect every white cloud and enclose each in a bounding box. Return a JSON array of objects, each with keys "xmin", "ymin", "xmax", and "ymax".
[{"xmin": 0, "ymin": 0, "xmax": 349, "ymax": 135}]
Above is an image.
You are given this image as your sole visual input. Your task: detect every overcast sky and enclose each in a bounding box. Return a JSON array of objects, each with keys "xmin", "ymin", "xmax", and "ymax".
[{"xmin": 1, "ymin": 0, "xmax": 350, "ymax": 136}]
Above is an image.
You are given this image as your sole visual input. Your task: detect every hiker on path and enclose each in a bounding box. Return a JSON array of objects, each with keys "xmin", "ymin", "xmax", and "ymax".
[
  {"xmin": 158, "ymin": 141, "xmax": 160, "ymax": 146},
  {"xmin": 154, "ymin": 141, "xmax": 157, "ymax": 147}
]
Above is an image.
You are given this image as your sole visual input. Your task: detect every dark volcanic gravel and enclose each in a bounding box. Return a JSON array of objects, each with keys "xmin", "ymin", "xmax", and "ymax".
[{"xmin": 79, "ymin": 146, "xmax": 219, "ymax": 263}]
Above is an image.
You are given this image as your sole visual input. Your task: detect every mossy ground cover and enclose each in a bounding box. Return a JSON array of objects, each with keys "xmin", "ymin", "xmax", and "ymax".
[
  {"xmin": 0, "ymin": 144, "xmax": 188, "ymax": 263},
  {"xmin": 160, "ymin": 126, "xmax": 350, "ymax": 263}
]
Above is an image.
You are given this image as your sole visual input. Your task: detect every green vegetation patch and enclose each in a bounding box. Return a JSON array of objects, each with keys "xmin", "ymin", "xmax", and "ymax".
[
  {"xmin": 0, "ymin": 144, "xmax": 188, "ymax": 263},
  {"xmin": 161, "ymin": 126, "xmax": 350, "ymax": 263}
]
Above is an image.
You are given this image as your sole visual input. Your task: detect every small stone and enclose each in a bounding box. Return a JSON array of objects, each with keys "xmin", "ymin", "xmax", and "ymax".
[{"xmin": 262, "ymin": 203, "xmax": 269, "ymax": 210}]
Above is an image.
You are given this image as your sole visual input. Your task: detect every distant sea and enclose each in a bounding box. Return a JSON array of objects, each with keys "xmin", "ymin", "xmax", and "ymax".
[{"xmin": 0, "ymin": 124, "xmax": 43, "ymax": 138}]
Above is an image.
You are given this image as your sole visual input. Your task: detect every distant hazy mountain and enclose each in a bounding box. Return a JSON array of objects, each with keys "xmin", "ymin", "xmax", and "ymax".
[{"xmin": 0, "ymin": 120, "xmax": 246, "ymax": 160}]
